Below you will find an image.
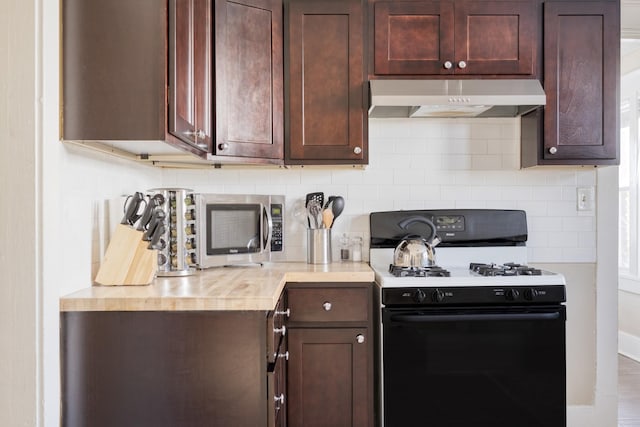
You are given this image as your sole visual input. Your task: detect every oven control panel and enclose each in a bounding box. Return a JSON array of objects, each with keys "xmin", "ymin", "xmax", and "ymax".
[
  {"xmin": 383, "ymin": 285, "xmax": 566, "ymax": 306},
  {"xmin": 434, "ymin": 215, "xmax": 465, "ymax": 232}
]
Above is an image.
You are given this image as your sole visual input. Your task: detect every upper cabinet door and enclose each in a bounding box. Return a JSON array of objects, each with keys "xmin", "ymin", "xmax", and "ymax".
[
  {"xmin": 372, "ymin": 0, "xmax": 537, "ymax": 77},
  {"xmin": 374, "ymin": 1, "xmax": 454, "ymax": 75},
  {"xmin": 454, "ymin": 1, "xmax": 536, "ymax": 75},
  {"xmin": 214, "ymin": 0, "xmax": 284, "ymax": 160},
  {"xmin": 286, "ymin": 0, "xmax": 367, "ymax": 164},
  {"xmin": 542, "ymin": 1, "xmax": 619, "ymax": 164},
  {"xmin": 169, "ymin": 0, "xmax": 212, "ymax": 153}
]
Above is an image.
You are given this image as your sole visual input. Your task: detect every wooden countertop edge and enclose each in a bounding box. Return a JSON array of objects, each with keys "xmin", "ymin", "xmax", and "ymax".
[{"xmin": 60, "ymin": 264, "xmax": 375, "ymax": 312}]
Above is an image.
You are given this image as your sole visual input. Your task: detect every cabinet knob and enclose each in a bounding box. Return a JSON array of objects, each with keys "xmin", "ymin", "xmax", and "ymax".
[
  {"xmin": 443, "ymin": 61, "xmax": 453, "ymax": 69},
  {"xmin": 549, "ymin": 147, "xmax": 558, "ymax": 155},
  {"xmin": 353, "ymin": 146, "xmax": 362, "ymax": 155},
  {"xmin": 356, "ymin": 334, "xmax": 365, "ymax": 344},
  {"xmin": 218, "ymin": 142, "xmax": 229, "ymax": 151},
  {"xmin": 458, "ymin": 60, "xmax": 467, "ymax": 69},
  {"xmin": 323, "ymin": 302, "xmax": 332, "ymax": 311},
  {"xmin": 275, "ymin": 308, "xmax": 290, "ymax": 317},
  {"xmin": 273, "ymin": 325, "xmax": 286, "ymax": 336}
]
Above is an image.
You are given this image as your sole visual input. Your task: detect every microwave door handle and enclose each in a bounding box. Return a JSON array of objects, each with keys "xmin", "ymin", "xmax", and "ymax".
[{"xmin": 263, "ymin": 205, "xmax": 273, "ymax": 251}]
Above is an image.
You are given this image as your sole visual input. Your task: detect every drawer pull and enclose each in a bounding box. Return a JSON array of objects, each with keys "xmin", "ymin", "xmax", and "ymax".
[
  {"xmin": 274, "ymin": 325, "xmax": 286, "ymax": 337},
  {"xmin": 275, "ymin": 308, "xmax": 291, "ymax": 317},
  {"xmin": 356, "ymin": 334, "xmax": 365, "ymax": 344},
  {"xmin": 323, "ymin": 302, "xmax": 332, "ymax": 311}
]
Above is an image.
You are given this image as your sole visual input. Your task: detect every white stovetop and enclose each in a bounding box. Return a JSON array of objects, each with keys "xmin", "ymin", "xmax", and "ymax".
[{"xmin": 370, "ymin": 247, "xmax": 567, "ymax": 288}]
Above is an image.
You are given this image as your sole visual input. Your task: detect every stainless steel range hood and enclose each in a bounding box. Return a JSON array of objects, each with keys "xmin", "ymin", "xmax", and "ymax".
[{"xmin": 369, "ymin": 79, "xmax": 546, "ymax": 118}]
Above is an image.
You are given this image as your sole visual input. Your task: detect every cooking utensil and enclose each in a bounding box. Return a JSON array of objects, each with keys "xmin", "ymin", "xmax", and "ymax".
[
  {"xmin": 322, "ymin": 208, "xmax": 334, "ymax": 228},
  {"xmin": 307, "ymin": 199, "xmax": 323, "ymax": 229},
  {"xmin": 305, "ymin": 192, "xmax": 324, "ymax": 227},
  {"xmin": 121, "ymin": 192, "xmax": 144, "ymax": 226},
  {"xmin": 330, "ymin": 196, "xmax": 344, "ymax": 227},
  {"xmin": 136, "ymin": 194, "xmax": 164, "ymax": 231}
]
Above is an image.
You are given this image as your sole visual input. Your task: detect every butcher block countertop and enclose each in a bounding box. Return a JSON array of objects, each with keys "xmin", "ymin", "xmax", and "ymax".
[{"xmin": 60, "ymin": 262, "xmax": 375, "ymax": 312}]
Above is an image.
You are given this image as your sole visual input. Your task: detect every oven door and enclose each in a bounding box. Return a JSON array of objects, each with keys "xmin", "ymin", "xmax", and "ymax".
[{"xmin": 382, "ymin": 305, "xmax": 566, "ymax": 427}]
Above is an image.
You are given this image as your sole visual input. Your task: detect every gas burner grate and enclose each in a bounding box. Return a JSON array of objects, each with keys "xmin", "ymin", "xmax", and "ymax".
[
  {"xmin": 470, "ymin": 262, "xmax": 542, "ymax": 277},
  {"xmin": 389, "ymin": 264, "xmax": 451, "ymax": 277}
]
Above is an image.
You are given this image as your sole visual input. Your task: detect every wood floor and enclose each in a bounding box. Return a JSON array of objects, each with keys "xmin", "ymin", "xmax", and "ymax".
[{"xmin": 619, "ymin": 354, "xmax": 640, "ymax": 427}]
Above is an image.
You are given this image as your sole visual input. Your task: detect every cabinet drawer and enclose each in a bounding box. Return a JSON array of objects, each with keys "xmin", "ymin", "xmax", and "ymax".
[{"xmin": 287, "ymin": 287, "xmax": 369, "ymax": 323}]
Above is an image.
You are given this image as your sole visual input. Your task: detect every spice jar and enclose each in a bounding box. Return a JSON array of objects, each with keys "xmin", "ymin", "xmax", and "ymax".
[{"xmin": 340, "ymin": 233, "xmax": 351, "ymax": 261}]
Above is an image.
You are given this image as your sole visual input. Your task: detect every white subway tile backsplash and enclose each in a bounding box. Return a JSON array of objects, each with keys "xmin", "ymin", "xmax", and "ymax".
[
  {"xmin": 548, "ymin": 231, "xmax": 579, "ymax": 248},
  {"xmin": 156, "ymin": 118, "xmax": 598, "ymax": 264},
  {"xmin": 532, "ymin": 186, "xmax": 563, "ymax": 201},
  {"xmin": 471, "ymin": 154, "xmax": 502, "ymax": 170}
]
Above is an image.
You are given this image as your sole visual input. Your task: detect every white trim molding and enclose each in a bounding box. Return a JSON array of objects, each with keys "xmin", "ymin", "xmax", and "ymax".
[
  {"xmin": 619, "ymin": 331, "xmax": 640, "ymax": 362},
  {"xmin": 622, "ymin": 0, "xmax": 640, "ymax": 38}
]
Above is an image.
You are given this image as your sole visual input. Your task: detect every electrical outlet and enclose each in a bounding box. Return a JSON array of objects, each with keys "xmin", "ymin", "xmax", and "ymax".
[{"xmin": 577, "ymin": 187, "xmax": 595, "ymax": 212}]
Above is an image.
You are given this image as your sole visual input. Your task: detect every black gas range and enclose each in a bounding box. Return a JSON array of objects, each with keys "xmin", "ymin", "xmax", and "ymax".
[{"xmin": 370, "ymin": 209, "xmax": 567, "ymax": 427}]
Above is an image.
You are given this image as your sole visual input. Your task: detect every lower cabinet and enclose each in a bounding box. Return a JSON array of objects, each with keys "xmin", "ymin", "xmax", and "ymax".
[
  {"xmin": 60, "ymin": 285, "xmax": 376, "ymax": 427},
  {"xmin": 61, "ymin": 310, "xmax": 279, "ymax": 427},
  {"xmin": 285, "ymin": 282, "xmax": 376, "ymax": 427}
]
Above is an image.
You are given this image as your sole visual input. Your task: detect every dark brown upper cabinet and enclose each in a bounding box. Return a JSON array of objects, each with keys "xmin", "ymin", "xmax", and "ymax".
[
  {"xmin": 62, "ymin": 0, "xmax": 284, "ymax": 166},
  {"xmin": 285, "ymin": 0, "xmax": 368, "ymax": 165},
  {"xmin": 214, "ymin": 0, "xmax": 284, "ymax": 160},
  {"xmin": 521, "ymin": 0, "xmax": 619, "ymax": 166},
  {"xmin": 372, "ymin": 0, "xmax": 537, "ymax": 77},
  {"xmin": 169, "ymin": 0, "xmax": 213, "ymax": 153},
  {"xmin": 62, "ymin": 0, "xmax": 210, "ymax": 161}
]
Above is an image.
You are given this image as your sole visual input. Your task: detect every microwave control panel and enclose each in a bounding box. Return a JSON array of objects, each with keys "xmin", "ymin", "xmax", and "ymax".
[{"xmin": 271, "ymin": 203, "xmax": 284, "ymax": 252}]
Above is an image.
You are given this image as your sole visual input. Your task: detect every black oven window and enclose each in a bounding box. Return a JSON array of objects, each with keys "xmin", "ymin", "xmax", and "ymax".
[{"xmin": 206, "ymin": 204, "xmax": 261, "ymax": 255}]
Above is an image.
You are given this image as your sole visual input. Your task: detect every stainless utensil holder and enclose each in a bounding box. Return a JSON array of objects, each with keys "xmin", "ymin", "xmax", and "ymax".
[{"xmin": 307, "ymin": 229, "xmax": 332, "ymax": 264}]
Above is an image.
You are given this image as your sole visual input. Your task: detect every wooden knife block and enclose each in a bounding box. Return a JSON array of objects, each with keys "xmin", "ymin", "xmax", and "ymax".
[{"xmin": 95, "ymin": 224, "xmax": 158, "ymax": 286}]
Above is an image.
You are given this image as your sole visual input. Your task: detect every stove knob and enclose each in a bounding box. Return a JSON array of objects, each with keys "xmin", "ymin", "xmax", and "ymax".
[
  {"xmin": 413, "ymin": 289, "xmax": 426, "ymax": 303},
  {"xmin": 431, "ymin": 289, "xmax": 445, "ymax": 303},
  {"xmin": 524, "ymin": 288, "xmax": 539, "ymax": 301},
  {"xmin": 505, "ymin": 288, "xmax": 521, "ymax": 301}
]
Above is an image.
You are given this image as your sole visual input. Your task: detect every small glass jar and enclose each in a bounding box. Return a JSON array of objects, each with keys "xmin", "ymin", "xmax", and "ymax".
[
  {"xmin": 351, "ymin": 236, "xmax": 363, "ymax": 262},
  {"xmin": 340, "ymin": 233, "xmax": 351, "ymax": 261}
]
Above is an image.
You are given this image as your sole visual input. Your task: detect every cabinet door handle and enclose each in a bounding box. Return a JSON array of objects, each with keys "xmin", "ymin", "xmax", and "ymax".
[
  {"xmin": 356, "ymin": 334, "xmax": 365, "ymax": 344},
  {"xmin": 274, "ymin": 325, "xmax": 286, "ymax": 336},
  {"xmin": 549, "ymin": 147, "xmax": 558, "ymax": 154},
  {"xmin": 274, "ymin": 393, "xmax": 285, "ymax": 404},
  {"xmin": 443, "ymin": 61, "xmax": 453, "ymax": 69},
  {"xmin": 457, "ymin": 60, "xmax": 467, "ymax": 69},
  {"xmin": 218, "ymin": 142, "xmax": 229, "ymax": 151},
  {"xmin": 184, "ymin": 129, "xmax": 206, "ymax": 139},
  {"xmin": 275, "ymin": 308, "xmax": 290, "ymax": 317},
  {"xmin": 276, "ymin": 351, "xmax": 290, "ymax": 361},
  {"xmin": 353, "ymin": 146, "xmax": 362, "ymax": 155},
  {"xmin": 323, "ymin": 302, "xmax": 332, "ymax": 311}
]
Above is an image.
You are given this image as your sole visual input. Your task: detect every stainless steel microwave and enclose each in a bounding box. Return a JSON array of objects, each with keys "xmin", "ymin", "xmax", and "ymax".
[
  {"xmin": 148, "ymin": 189, "xmax": 285, "ymax": 273},
  {"xmin": 194, "ymin": 193, "xmax": 285, "ymax": 268}
]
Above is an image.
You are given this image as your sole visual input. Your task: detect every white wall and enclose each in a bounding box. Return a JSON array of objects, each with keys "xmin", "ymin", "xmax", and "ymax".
[
  {"xmin": 2, "ymin": 0, "xmax": 615, "ymax": 426},
  {"xmin": 1, "ymin": 1, "xmax": 38, "ymax": 426}
]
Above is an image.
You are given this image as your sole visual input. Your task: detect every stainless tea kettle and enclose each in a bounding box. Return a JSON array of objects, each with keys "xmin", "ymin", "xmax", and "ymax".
[
  {"xmin": 393, "ymin": 234, "xmax": 441, "ymax": 268},
  {"xmin": 392, "ymin": 216, "xmax": 441, "ymax": 268}
]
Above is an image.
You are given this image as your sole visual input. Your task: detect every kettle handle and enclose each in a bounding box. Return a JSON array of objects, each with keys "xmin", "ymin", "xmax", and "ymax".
[{"xmin": 397, "ymin": 216, "xmax": 436, "ymax": 242}]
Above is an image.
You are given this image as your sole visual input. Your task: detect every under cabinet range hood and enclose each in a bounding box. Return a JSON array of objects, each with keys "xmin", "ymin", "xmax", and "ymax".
[{"xmin": 368, "ymin": 79, "xmax": 546, "ymax": 118}]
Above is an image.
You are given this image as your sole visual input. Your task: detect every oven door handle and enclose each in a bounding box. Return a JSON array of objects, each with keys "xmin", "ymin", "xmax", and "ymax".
[{"xmin": 390, "ymin": 311, "xmax": 562, "ymax": 323}]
